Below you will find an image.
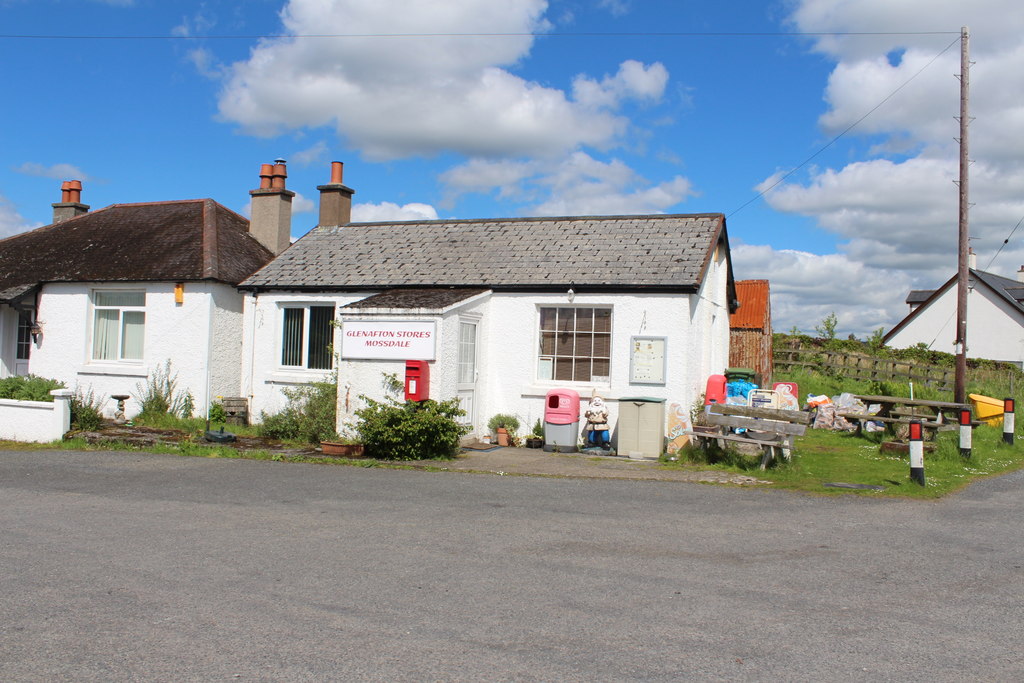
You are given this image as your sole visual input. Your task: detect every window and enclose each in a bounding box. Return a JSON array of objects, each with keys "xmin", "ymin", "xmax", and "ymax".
[
  {"xmin": 538, "ymin": 307, "xmax": 611, "ymax": 382},
  {"xmin": 16, "ymin": 313, "xmax": 32, "ymax": 361},
  {"xmin": 92, "ymin": 291, "xmax": 145, "ymax": 361},
  {"xmin": 281, "ymin": 305, "xmax": 334, "ymax": 369}
]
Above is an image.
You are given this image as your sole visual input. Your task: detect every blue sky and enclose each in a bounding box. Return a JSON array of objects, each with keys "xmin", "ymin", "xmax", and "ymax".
[{"xmin": 3, "ymin": 0, "xmax": 1023, "ymax": 338}]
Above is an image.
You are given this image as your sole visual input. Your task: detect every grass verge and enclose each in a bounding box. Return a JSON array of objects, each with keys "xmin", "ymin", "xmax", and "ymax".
[{"xmin": 665, "ymin": 424, "xmax": 1023, "ymax": 498}]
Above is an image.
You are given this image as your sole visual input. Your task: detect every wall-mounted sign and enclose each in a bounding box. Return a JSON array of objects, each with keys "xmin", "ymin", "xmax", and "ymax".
[
  {"xmin": 629, "ymin": 336, "xmax": 666, "ymax": 385},
  {"xmin": 340, "ymin": 320, "xmax": 437, "ymax": 360}
]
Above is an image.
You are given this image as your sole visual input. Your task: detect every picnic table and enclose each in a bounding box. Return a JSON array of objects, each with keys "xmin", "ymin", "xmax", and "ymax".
[
  {"xmin": 692, "ymin": 403, "xmax": 812, "ymax": 469},
  {"xmin": 840, "ymin": 394, "xmax": 972, "ymax": 437}
]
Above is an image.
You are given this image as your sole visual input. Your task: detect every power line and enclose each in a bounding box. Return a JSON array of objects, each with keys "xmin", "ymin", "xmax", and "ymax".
[
  {"xmin": 985, "ymin": 214, "xmax": 1024, "ymax": 270},
  {"xmin": 0, "ymin": 30, "xmax": 961, "ymax": 41},
  {"xmin": 727, "ymin": 34, "xmax": 962, "ymax": 218}
]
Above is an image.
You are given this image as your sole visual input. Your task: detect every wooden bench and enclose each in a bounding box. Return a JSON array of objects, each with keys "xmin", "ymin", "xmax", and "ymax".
[{"xmin": 692, "ymin": 403, "xmax": 812, "ymax": 469}]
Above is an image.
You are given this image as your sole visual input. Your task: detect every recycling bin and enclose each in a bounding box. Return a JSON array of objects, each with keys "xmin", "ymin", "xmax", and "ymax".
[{"xmin": 543, "ymin": 389, "xmax": 580, "ymax": 453}]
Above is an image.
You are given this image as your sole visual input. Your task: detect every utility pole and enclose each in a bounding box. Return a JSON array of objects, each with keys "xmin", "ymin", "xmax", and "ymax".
[{"xmin": 954, "ymin": 26, "xmax": 970, "ymax": 404}]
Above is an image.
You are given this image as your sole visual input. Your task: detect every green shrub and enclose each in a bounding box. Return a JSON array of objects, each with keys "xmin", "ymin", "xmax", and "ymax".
[
  {"xmin": 258, "ymin": 378, "xmax": 337, "ymax": 444},
  {"xmin": 208, "ymin": 401, "xmax": 227, "ymax": 423},
  {"xmin": 134, "ymin": 360, "xmax": 191, "ymax": 418},
  {"xmin": 355, "ymin": 397, "xmax": 468, "ymax": 460},
  {"xmin": 487, "ymin": 413, "xmax": 520, "ymax": 434},
  {"xmin": 0, "ymin": 375, "xmax": 64, "ymax": 402},
  {"xmin": 70, "ymin": 388, "xmax": 105, "ymax": 431}
]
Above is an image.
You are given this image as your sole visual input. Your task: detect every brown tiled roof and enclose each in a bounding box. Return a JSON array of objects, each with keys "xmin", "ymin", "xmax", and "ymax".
[
  {"xmin": 242, "ymin": 213, "xmax": 730, "ymax": 292},
  {"xmin": 0, "ymin": 199, "xmax": 274, "ymax": 301},
  {"xmin": 730, "ymin": 279, "xmax": 770, "ymax": 330}
]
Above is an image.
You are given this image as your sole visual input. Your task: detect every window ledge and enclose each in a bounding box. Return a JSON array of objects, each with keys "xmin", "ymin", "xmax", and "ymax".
[
  {"xmin": 521, "ymin": 382, "xmax": 612, "ymax": 398},
  {"xmin": 266, "ymin": 370, "xmax": 334, "ymax": 385},
  {"xmin": 77, "ymin": 364, "xmax": 149, "ymax": 378}
]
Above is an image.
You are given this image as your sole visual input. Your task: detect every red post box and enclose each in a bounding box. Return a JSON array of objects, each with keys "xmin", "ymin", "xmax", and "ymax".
[{"xmin": 405, "ymin": 360, "xmax": 430, "ymax": 402}]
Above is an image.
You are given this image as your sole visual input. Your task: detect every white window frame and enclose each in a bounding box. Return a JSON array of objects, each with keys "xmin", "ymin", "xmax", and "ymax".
[
  {"xmin": 279, "ymin": 304, "xmax": 335, "ymax": 370},
  {"xmin": 90, "ymin": 290, "xmax": 146, "ymax": 363},
  {"xmin": 537, "ymin": 306, "xmax": 612, "ymax": 384}
]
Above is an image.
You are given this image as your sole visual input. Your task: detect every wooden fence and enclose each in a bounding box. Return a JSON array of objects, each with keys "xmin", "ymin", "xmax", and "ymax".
[{"xmin": 774, "ymin": 346, "xmax": 954, "ymax": 392}]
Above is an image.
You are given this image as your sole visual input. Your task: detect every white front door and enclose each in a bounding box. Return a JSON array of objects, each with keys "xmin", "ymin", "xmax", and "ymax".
[
  {"xmin": 14, "ymin": 312, "xmax": 32, "ymax": 376},
  {"xmin": 456, "ymin": 321, "xmax": 478, "ymax": 428}
]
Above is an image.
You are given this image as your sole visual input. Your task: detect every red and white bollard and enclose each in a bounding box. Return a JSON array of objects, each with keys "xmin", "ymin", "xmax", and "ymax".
[
  {"xmin": 1003, "ymin": 398, "xmax": 1015, "ymax": 446},
  {"xmin": 909, "ymin": 420, "xmax": 925, "ymax": 486},
  {"xmin": 959, "ymin": 408, "xmax": 972, "ymax": 459}
]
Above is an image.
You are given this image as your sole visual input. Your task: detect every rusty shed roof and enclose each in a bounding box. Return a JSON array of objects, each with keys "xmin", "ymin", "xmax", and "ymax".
[
  {"xmin": 730, "ymin": 279, "xmax": 771, "ymax": 330},
  {"xmin": 0, "ymin": 199, "xmax": 274, "ymax": 302}
]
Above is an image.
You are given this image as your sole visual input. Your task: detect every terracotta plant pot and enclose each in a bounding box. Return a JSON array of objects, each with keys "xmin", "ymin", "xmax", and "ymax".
[
  {"xmin": 496, "ymin": 427, "xmax": 509, "ymax": 447},
  {"xmin": 320, "ymin": 441, "xmax": 365, "ymax": 458}
]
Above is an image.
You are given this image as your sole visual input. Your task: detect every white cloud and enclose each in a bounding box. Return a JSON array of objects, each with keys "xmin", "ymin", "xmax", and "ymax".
[
  {"xmin": 0, "ymin": 195, "xmax": 39, "ymax": 239},
  {"xmin": 732, "ymin": 242, "xmax": 915, "ymax": 338},
  {"xmin": 291, "ymin": 141, "xmax": 328, "ymax": 167},
  {"xmin": 572, "ymin": 60, "xmax": 668, "ymax": 109},
  {"xmin": 14, "ymin": 162, "xmax": 90, "ymax": 181},
  {"xmin": 352, "ymin": 202, "xmax": 438, "ymax": 222},
  {"xmin": 756, "ymin": 1, "xmax": 1024, "ymax": 338},
  {"xmin": 441, "ymin": 151, "xmax": 695, "ymax": 216},
  {"xmin": 215, "ymin": 0, "xmax": 665, "ymax": 160}
]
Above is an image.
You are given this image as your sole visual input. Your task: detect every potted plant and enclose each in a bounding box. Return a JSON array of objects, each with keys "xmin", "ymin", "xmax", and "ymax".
[
  {"xmin": 487, "ymin": 414, "xmax": 520, "ymax": 447},
  {"xmin": 320, "ymin": 430, "xmax": 365, "ymax": 458},
  {"xmin": 525, "ymin": 418, "xmax": 544, "ymax": 448}
]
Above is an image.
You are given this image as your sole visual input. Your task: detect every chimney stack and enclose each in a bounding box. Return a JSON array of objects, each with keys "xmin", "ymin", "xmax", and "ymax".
[
  {"xmin": 249, "ymin": 159, "xmax": 294, "ymax": 255},
  {"xmin": 1017, "ymin": 265, "xmax": 1024, "ymax": 283},
  {"xmin": 968, "ymin": 247, "xmax": 977, "ymax": 270},
  {"xmin": 317, "ymin": 161, "xmax": 355, "ymax": 227},
  {"xmin": 52, "ymin": 180, "xmax": 89, "ymax": 223}
]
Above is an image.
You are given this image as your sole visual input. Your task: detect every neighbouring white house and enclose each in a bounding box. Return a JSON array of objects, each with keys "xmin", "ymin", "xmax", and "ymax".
[
  {"xmin": 0, "ymin": 162, "xmax": 295, "ymax": 418},
  {"xmin": 885, "ymin": 264, "xmax": 1024, "ymax": 368},
  {"xmin": 240, "ymin": 162, "xmax": 738, "ymax": 447}
]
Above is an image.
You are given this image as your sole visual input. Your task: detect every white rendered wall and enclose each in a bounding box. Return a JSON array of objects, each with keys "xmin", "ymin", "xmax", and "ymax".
[
  {"xmin": 28, "ymin": 281, "xmax": 243, "ymax": 418},
  {"xmin": 888, "ymin": 283, "xmax": 1024, "ymax": 365},
  {"xmin": 241, "ymin": 291, "xmax": 371, "ymax": 420},
  {"xmin": 0, "ymin": 389, "xmax": 72, "ymax": 442},
  {"xmin": 0, "ymin": 306, "xmax": 15, "ymax": 377}
]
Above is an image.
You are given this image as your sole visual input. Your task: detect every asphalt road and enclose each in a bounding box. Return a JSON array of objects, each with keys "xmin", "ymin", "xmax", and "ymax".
[{"xmin": 1, "ymin": 449, "xmax": 1022, "ymax": 682}]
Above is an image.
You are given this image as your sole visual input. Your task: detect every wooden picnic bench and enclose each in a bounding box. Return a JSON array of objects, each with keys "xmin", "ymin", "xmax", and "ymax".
[
  {"xmin": 692, "ymin": 403, "xmax": 812, "ymax": 469},
  {"xmin": 839, "ymin": 394, "xmax": 972, "ymax": 438}
]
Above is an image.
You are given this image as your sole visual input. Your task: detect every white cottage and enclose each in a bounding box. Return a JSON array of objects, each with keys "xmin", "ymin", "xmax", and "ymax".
[
  {"xmin": 0, "ymin": 163, "xmax": 293, "ymax": 418},
  {"xmin": 240, "ymin": 163, "xmax": 738, "ymax": 449},
  {"xmin": 885, "ymin": 266, "xmax": 1024, "ymax": 368}
]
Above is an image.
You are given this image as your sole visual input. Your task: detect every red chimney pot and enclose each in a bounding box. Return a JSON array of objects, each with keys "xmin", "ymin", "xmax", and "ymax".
[{"xmin": 330, "ymin": 161, "xmax": 344, "ymax": 184}]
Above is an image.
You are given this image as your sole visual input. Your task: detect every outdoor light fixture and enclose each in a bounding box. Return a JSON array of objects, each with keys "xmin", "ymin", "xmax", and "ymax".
[
  {"xmin": 30, "ymin": 323, "xmax": 42, "ymax": 343},
  {"xmin": 567, "ymin": 287, "xmax": 575, "ymax": 302}
]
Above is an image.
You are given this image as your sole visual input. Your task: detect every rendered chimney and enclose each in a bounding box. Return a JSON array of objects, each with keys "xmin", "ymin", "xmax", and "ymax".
[
  {"xmin": 968, "ymin": 248, "xmax": 977, "ymax": 270},
  {"xmin": 249, "ymin": 159, "xmax": 294, "ymax": 255},
  {"xmin": 1018, "ymin": 265, "xmax": 1024, "ymax": 283},
  {"xmin": 317, "ymin": 161, "xmax": 355, "ymax": 227},
  {"xmin": 52, "ymin": 180, "xmax": 90, "ymax": 223}
]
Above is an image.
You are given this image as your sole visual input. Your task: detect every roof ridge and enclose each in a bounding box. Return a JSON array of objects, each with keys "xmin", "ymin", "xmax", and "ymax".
[{"xmin": 343, "ymin": 212, "xmax": 725, "ymax": 228}]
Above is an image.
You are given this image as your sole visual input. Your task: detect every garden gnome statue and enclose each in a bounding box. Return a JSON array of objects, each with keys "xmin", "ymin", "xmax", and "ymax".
[{"xmin": 584, "ymin": 392, "xmax": 611, "ymax": 449}]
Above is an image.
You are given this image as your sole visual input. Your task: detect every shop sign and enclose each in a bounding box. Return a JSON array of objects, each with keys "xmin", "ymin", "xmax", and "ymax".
[{"xmin": 340, "ymin": 320, "xmax": 436, "ymax": 360}]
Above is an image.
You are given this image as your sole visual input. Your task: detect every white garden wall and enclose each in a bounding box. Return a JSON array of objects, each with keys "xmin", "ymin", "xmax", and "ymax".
[{"xmin": 0, "ymin": 389, "xmax": 72, "ymax": 443}]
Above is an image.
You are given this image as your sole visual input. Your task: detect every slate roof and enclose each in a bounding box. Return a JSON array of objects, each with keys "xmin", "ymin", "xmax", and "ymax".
[
  {"xmin": 0, "ymin": 199, "xmax": 274, "ymax": 303},
  {"xmin": 730, "ymin": 280, "xmax": 770, "ymax": 330},
  {"xmin": 342, "ymin": 288, "xmax": 489, "ymax": 311},
  {"xmin": 906, "ymin": 290, "xmax": 934, "ymax": 305},
  {"xmin": 242, "ymin": 214, "xmax": 730, "ymax": 293}
]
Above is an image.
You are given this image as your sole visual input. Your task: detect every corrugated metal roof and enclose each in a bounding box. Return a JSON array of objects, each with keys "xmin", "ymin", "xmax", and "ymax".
[{"xmin": 730, "ymin": 279, "xmax": 770, "ymax": 330}]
